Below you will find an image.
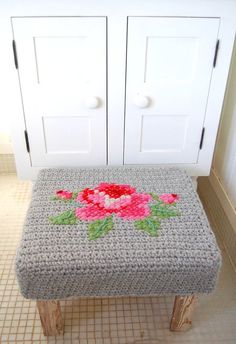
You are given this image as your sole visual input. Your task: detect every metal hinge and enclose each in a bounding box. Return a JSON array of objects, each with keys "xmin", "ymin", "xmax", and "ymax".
[
  {"xmin": 213, "ymin": 39, "xmax": 220, "ymax": 68},
  {"xmin": 12, "ymin": 40, "xmax": 18, "ymax": 69},
  {"xmin": 199, "ymin": 127, "xmax": 205, "ymax": 150},
  {"xmin": 24, "ymin": 130, "xmax": 30, "ymax": 153}
]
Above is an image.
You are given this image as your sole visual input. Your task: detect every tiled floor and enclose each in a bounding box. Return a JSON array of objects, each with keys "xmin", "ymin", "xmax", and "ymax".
[
  {"xmin": 0, "ymin": 173, "xmax": 236, "ymax": 344},
  {"xmin": 0, "ymin": 155, "xmax": 16, "ymax": 174}
]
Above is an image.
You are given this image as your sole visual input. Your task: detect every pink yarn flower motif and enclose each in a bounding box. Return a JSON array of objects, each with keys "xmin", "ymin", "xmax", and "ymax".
[
  {"xmin": 159, "ymin": 193, "xmax": 180, "ymax": 204},
  {"xmin": 75, "ymin": 183, "xmax": 152, "ymax": 221},
  {"xmin": 50, "ymin": 184, "xmax": 181, "ymax": 240},
  {"xmin": 56, "ymin": 190, "xmax": 73, "ymax": 200}
]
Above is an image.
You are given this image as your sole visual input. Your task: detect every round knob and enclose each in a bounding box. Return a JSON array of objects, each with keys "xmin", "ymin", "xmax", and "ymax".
[
  {"xmin": 133, "ymin": 95, "xmax": 150, "ymax": 108},
  {"xmin": 85, "ymin": 96, "xmax": 100, "ymax": 109}
]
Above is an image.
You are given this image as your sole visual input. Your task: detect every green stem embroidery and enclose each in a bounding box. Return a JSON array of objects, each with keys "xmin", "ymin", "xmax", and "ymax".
[
  {"xmin": 149, "ymin": 193, "xmax": 161, "ymax": 202},
  {"xmin": 151, "ymin": 204, "xmax": 180, "ymax": 218}
]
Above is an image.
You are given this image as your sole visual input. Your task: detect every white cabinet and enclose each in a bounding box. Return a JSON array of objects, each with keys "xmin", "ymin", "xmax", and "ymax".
[
  {"xmin": 124, "ymin": 17, "xmax": 219, "ymax": 164},
  {"xmin": 12, "ymin": 17, "xmax": 107, "ymax": 166},
  {"xmin": 7, "ymin": 3, "xmax": 235, "ymax": 179}
]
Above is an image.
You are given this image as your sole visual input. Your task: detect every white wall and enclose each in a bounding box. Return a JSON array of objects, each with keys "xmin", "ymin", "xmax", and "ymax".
[
  {"xmin": 212, "ymin": 40, "xmax": 236, "ymax": 208},
  {"xmin": 0, "ymin": 10, "xmax": 14, "ymax": 154},
  {"xmin": 0, "ymin": 109, "xmax": 13, "ymax": 154}
]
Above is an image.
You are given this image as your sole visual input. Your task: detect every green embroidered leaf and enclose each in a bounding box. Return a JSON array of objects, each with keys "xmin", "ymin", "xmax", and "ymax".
[
  {"xmin": 135, "ymin": 217, "xmax": 161, "ymax": 237},
  {"xmin": 49, "ymin": 210, "xmax": 77, "ymax": 225},
  {"xmin": 151, "ymin": 204, "xmax": 180, "ymax": 218},
  {"xmin": 88, "ymin": 216, "xmax": 113, "ymax": 240}
]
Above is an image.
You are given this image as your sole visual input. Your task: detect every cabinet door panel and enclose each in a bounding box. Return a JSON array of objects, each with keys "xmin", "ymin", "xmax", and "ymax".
[
  {"xmin": 13, "ymin": 17, "xmax": 106, "ymax": 166},
  {"xmin": 124, "ymin": 17, "xmax": 219, "ymax": 164}
]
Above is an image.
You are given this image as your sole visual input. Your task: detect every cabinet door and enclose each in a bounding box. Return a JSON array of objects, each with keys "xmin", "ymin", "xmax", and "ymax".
[
  {"xmin": 124, "ymin": 17, "xmax": 219, "ymax": 164},
  {"xmin": 12, "ymin": 17, "xmax": 106, "ymax": 166}
]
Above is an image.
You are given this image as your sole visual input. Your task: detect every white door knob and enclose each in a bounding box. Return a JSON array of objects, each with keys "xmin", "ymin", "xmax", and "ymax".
[
  {"xmin": 133, "ymin": 95, "xmax": 150, "ymax": 108},
  {"xmin": 85, "ymin": 96, "xmax": 100, "ymax": 109}
]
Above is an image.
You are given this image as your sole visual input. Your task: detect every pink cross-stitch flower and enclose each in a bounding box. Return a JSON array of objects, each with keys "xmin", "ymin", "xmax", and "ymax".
[{"xmin": 75, "ymin": 183, "xmax": 152, "ymax": 221}]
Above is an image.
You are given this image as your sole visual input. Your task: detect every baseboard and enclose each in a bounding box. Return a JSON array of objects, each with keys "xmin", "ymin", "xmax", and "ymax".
[
  {"xmin": 209, "ymin": 169, "xmax": 236, "ymax": 233},
  {"xmin": 198, "ymin": 173, "xmax": 236, "ymax": 272}
]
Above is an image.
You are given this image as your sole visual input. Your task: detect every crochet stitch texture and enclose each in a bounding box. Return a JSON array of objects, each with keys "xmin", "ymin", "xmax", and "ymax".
[{"xmin": 15, "ymin": 167, "xmax": 221, "ymax": 300}]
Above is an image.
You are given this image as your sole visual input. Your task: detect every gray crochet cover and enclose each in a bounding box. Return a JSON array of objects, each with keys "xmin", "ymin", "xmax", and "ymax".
[{"xmin": 15, "ymin": 167, "xmax": 221, "ymax": 300}]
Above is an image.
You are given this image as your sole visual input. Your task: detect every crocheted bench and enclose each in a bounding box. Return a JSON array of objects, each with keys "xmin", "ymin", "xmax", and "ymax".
[{"xmin": 16, "ymin": 167, "xmax": 221, "ymax": 336}]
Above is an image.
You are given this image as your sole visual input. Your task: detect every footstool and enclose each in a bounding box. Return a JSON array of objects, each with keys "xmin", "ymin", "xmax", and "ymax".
[{"xmin": 15, "ymin": 167, "xmax": 221, "ymax": 336}]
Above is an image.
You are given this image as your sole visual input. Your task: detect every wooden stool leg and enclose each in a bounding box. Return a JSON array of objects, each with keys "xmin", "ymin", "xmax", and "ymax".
[
  {"xmin": 36, "ymin": 300, "xmax": 64, "ymax": 336},
  {"xmin": 170, "ymin": 295, "xmax": 198, "ymax": 332}
]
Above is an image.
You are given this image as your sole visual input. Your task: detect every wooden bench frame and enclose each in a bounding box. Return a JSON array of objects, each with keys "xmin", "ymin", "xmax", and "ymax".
[{"xmin": 37, "ymin": 295, "xmax": 198, "ymax": 336}]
